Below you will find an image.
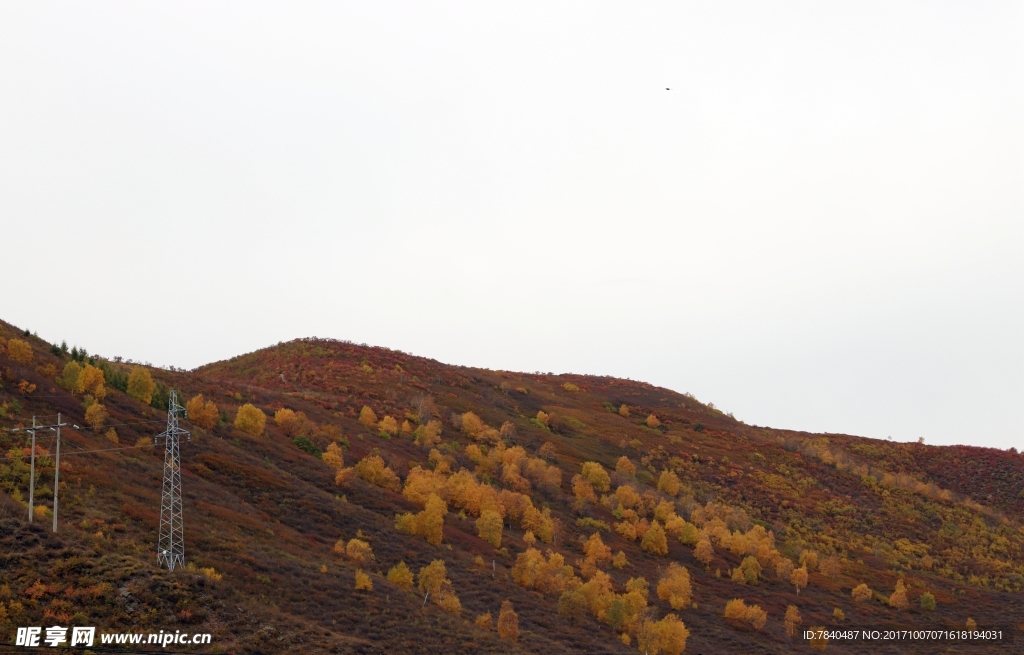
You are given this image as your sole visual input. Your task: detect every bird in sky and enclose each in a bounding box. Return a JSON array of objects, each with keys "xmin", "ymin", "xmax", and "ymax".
[{"xmin": 666, "ymin": 87, "xmax": 670, "ymax": 90}]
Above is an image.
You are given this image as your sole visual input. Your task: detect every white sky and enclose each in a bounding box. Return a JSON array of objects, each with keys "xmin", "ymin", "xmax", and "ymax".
[{"xmin": 2, "ymin": 2, "xmax": 1021, "ymax": 449}]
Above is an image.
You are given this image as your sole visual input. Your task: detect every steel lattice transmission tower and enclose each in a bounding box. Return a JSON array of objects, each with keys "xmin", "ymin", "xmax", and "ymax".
[{"xmin": 155, "ymin": 390, "xmax": 190, "ymax": 571}]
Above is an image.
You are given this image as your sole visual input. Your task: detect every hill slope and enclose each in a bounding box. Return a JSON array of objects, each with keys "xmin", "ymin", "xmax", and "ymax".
[{"xmin": 1, "ymin": 322, "xmax": 1021, "ymax": 653}]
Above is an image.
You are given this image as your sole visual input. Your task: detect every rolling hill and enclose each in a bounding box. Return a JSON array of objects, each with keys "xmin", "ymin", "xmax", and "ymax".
[{"xmin": 1, "ymin": 319, "xmax": 1021, "ymax": 653}]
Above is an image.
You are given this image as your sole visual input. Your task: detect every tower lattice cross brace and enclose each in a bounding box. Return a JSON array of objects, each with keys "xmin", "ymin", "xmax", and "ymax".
[{"xmin": 156, "ymin": 390, "xmax": 190, "ymax": 571}]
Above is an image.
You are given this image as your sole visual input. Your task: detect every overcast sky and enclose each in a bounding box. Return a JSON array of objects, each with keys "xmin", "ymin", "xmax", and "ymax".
[{"xmin": 2, "ymin": 2, "xmax": 1021, "ymax": 449}]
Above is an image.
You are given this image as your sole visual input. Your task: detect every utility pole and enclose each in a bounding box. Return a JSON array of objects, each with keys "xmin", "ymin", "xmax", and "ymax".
[
  {"xmin": 27, "ymin": 416, "xmax": 37, "ymax": 523},
  {"xmin": 155, "ymin": 391, "xmax": 189, "ymax": 571},
  {"xmin": 51, "ymin": 414, "xmax": 67, "ymax": 532}
]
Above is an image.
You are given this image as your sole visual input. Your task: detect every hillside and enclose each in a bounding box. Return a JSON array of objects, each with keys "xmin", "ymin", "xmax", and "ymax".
[{"xmin": 1, "ymin": 320, "xmax": 1022, "ymax": 654}]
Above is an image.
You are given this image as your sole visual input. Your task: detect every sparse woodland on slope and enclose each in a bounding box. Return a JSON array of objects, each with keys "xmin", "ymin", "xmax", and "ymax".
[{"xmin": 0, "ymin": 319, "xmax": 1022, "ymax": 654}]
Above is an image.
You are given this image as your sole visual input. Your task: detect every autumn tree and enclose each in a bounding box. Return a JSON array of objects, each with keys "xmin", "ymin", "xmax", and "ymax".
[
  {"xmin": 584, "ymin": 532, "xmax": 613, "ymax": 567},
  {"xmin": 557, "ymin": 585, "xmax": 588, "ymax": 624},
  {"xmin": 274, "ymin": 408, "xmax": 302, "ymax": 436},
  {"xmin": 636, "ymin": 613, "xmax": 689, "ymax": 655},
  {"xmin": 387, "ymin": 561, "xmax": 413, "ymax": 589},
  {"xmin": 740, "ymin": 556, "xmax": 762, "ymax": 585},
  {"xmin": 84, "ymin": 403, "xmax": 108, "ymax": 431},
  {"xmin": 377, "ymin": 415, "xmax": 398, "ymax": 437},
  {"xmin": 322, "ymin": 442, "xmax": 345, "ymax": 470},
  {"xmin": 615, "ymin": 455, "xmax": 636, "ymax": 476},
  {"xmin": 497, "ymin": 600, "xmax": 519, "ymax": 642},
  {"xmin": 358, "ymin": 405, "xmax": 378, "ymax": 427},
  {"xmin": 746, "ymin": 604, "xmax": 767, "ymax": 630},
  {"xmin": 475, "ymin": 613, "xmax": 492, "ymax": 629},
  {"xmin": 413, "ymin": 420, "xmax": 443, "ymax": 448},
  {"xmin": 186, "ymin": 394, "xmax": 219, "ymax": 430},
  {"xmin": 396, "ymin": 493, "xmax": 447, "ymax": 545},
  {"xmin": 919, "ymin": 592, "xmax": 936, "ymax": 611},
  {"xmin": 695, "ymin": 538, "xmax": 714, "ymax": 570},
  {"xmin": 657, "ymin": 562, "xmax": 692, "ymax": 610},
  {"xmin": 234, "ymin": 403, "xmax": 266, "ymax": 436},
  {"xmin": 76, "ymin": 364, "xmax": 106, "ymax": 399},
  {"xmin": 126, "ymin": 366, "xmax": 156, "ymax": 404},
  {"xmin": 355, "ymin": 569, "xmax": 373, "ymax": 591},
  {"xmin": 461, "ymin": 411, "xmax": 486, "ymax": 438},
  {"xmin": 819, "ymin": 555, "xmax": 841, "ymax": 579},
  {"xmin": 799, "ymin": 550, "xmax": 818, "ymax": 572},
  {"xmin": 775, "ymin": 557, "xmax": 795, "ymax": 582},
  {"xmin": 724, "ymin": 598, "xmax": 747, "ymax": 620},
  {"xmin": 538, "ymin": 441, "xmax": 556, "ymax": 459},
  {"xmin": 642, "ymin": 521, "xmax": 669, "ymax": 556},
  {"xmin": 678, "ymin": 522, "xmax": 700, "ymax": 546},
  {"xmin": 58, "ymin": 362, "xmax": 82, "ymax": 393},
  {"xmin": 6, "ymin": 338, "xmax": 32, "ymax": 363},
  {"xmin": 724, "ymin": 599, "xmax": 766, "ymax": 630},
  {"xmin": 808, "ymin": 626, "xmax": 827, "ymax": 651},
  {"xmin": 784, "ymin": 605, "xmax": 801, "ymax": 637},
  {"xmin": 476, "ymin": 510, "xmax": 503, "ymax": 548},
  {"xmin": 657, "ymin": 470, "xmax": 680, "ymax": 496},
  {"xmin": 581, "ymin": 461, "xmax": 610, "ymax": 493},
  {"xmin": 966, "ymin": 618, "xmax": 977, "ymax": 630},
  {"xmin": 888, "ymin": 579, "xmax": 909, "ymax": 610},
  {"xmin": 571, "ymin": 474, "xmax": 597, "ymax": 509},
  {"xmin": 417, "ymin": 559, "xmax": 447, "ymax": 600},
  {"xmin": 342, "ymin": 538, "xmax": 374, "ymax": 566},
  {"xmin": 417, "ymin": 559, "xmax": 460, "ymax": 612},
  {"xmin": 612, "ymin": 551, "xmax": 628, "ymax": 569},
  {"xmin": 791, "ymin": 566, "xmax": 808, "ymax": 595},
  {"xmin": 354, "ymin": 454, "xmax": 402, "ymax": 491},
  {"xmin": 851, "ymin": 583, "xmax": 872, "ymax": 603},
  {"xmin": 618, "ymin": 404, "xmax": 630, "ymax": 418},
  {"xmin": 646, "ymin": 413, "xmax": 661, "ymax": 429}
]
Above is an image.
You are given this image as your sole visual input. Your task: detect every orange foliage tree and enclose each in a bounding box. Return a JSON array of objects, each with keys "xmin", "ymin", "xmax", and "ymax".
[
  {"xmin": 497, "ymin": 601, "xmax": 519, "ymax": 642},
  {"xmin": 851, "ymin": 583, "xmax": 872, "ymax": 603},
  {"xmin": 784, "ymin": 605, "xmax": 801, "ymax": 637},
  {"xmin": 387, "ymin": 561, "xmax": 414, "ymax": 589},
  {"xmin": 413, "ymin": 420, "xmax": 443, "ymax": 448},
  {"xmin": 646, "ymin": 413, "xmax": 661, "ymax": 429},
  {"xmin": 615, "ymin": 456, "xmax": 636, "ymax": 476},
  {"xmin": 657, "ymin": 470, "xmax": 680, "ymax": 496},
  {"xmin": 637, "ymin": 614, "xmax": 689, "ymax": 655},
  {"xmin": 354, "ymin": 455, "xmax": 401, "ymax": 491},
  {"xmin": 76, "ymin": 364, "xmax": 106, "ymax": 399},
  {"xmin": 396, "ymin": 493, "xmax": 447, "ymax": 545},
  {"xmin": 642, "ymin": 521, "xmax": 668, "ymax": 556},
  {"xmin": 791, "ymin": 566, "xmax": 808, "ymax": 595},
  {"xmin": 6, "ymin": 339, "xmax": 32, "ymax": 363},
  {"xmin": 341, "ymin": 538, "xmax": 374, "ymax": 566},
  {"xmin": 656, "ymin": 563, "xmax": 692, "ymax": 610},
  {"xmin": 274, "ymin": 408, "xmax": 302, "ymax": 436},
  {"xmin": 84, "ymin": 403, "xmax": 108, "ymax": 431},
  {"xmin": 581, "ymin": 461, "xmax": 610, "ymax": 493},
  {"xmin": 476, "ymin": 510, "xmax": 503, "ymax": 548},
  {"xmin": 126, "ymin": 366, "xmax": 156, "ymax": 404},
  {"xmin": 379, "ymin": 415, "xmax": 398, "ymax": 437},
  {"xmin": 889, "ymin": 579, "xmax": 909, "ymax": 610},
  {"xmin": 694, "ymin": 538, "xmax": 714, "ymax": 570},
  {"xmin": 186, "ymin": 394, "xmax": 219, "ymax": 430},
  {"xmin": 358, "ymin": 405, "xmax": 378, "ymax": 427},
  {"xmin": 354, "ymin": 569, "xmax": 373, "ymax": 591},
  {"xmin": 512, "ymin": 548, "xmax": 576, "ymax": 595},
  {"xmin": 234, "ymin": 404, "xmax": 266, "ymax": 436}
]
